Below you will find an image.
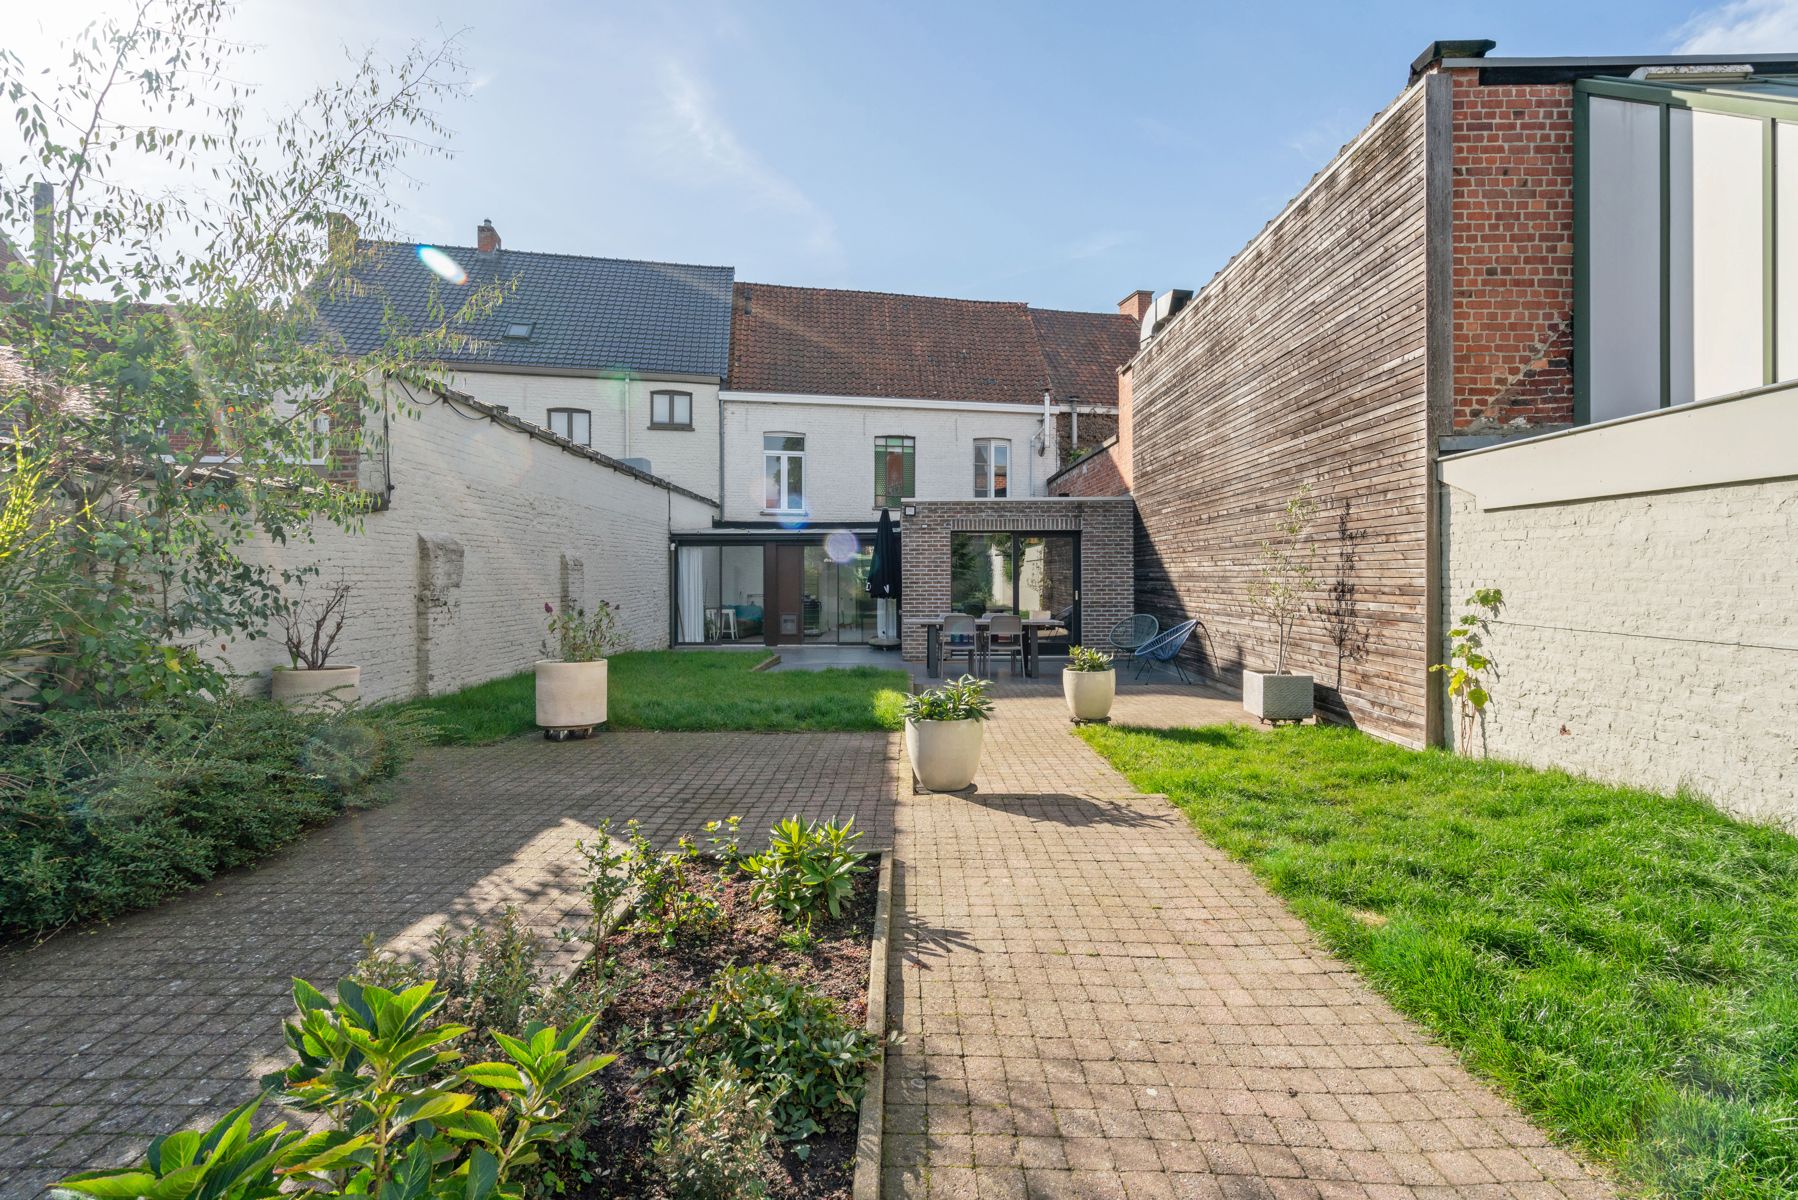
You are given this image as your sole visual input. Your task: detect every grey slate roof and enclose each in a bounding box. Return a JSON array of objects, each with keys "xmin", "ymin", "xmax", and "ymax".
[{"xmin": 315, "ymin": 241, "xmax": 734, "ymax": 378}]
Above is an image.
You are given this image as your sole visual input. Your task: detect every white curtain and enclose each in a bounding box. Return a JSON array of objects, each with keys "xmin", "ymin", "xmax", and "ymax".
[{"xmin": 677, "ymin": 547, "xmax": 708, "ymax": 643}]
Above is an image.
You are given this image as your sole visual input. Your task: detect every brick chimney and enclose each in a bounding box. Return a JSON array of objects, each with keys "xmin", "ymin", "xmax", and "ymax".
[
  {"xmin": 1117, "ymin": 289, "xmax": 1153, "ymax": 322},
  {"xmin": 476, "ymin": 219, "xmax": 500, "ymax": 254}
]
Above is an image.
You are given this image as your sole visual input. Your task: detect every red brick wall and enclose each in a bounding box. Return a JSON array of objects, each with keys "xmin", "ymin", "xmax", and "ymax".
[
  {"xmin": 1048, "ymin": 441, "xmax": 1127, "ymax": 497},
  {"xmin": 1450, "ymin": 70, "xmax": 1576, "ymax": 431}
]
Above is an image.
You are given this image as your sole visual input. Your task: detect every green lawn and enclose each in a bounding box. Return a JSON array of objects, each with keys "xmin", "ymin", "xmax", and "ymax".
[
  {"xmin": 397, "ymin": 650, "xmax": 908, "ymax": 744},
  {"xmin": 1078, "ymin": 723, "xmax": 1798, "ymax": 1200}
]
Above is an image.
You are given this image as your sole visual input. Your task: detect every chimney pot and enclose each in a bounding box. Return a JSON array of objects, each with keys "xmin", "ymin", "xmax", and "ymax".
[
  {"xmin": 476, "ymin": 219, "xmax": 500, "ymax": 254},
  {"xmin": 1116, "ymin": 289, "xmax": 1154, "ymax": 322}
]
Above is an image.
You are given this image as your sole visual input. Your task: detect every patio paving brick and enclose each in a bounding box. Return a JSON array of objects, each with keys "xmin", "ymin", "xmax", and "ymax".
[
  {"xmin": 885, "ymin": 675, "xmax": 1615, "ymax": 1198},
  {"xmin": 0, "ymin": 729, "xmax": 895, "ymax": 1199}
]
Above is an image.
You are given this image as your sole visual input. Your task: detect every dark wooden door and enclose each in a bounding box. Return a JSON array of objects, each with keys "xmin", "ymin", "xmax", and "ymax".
[{"xmin": 764, "ymin": 543, "xmax": 806, "ymax": 645}]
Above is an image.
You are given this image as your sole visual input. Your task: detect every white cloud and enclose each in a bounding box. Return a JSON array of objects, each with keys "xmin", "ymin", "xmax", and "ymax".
[
  {"xmin": 1676, "ymin": 0, "xmax": 1798, "ymax": 52},
  {"xmin": 653, "ymin": 61, "xmax": 840, "ymax": 264}
]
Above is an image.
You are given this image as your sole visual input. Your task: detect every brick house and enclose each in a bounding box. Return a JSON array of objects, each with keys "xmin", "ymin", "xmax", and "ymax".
[{"xmin": 1057, "ymin": 39, "xmax": 1798, "ymax": 796}]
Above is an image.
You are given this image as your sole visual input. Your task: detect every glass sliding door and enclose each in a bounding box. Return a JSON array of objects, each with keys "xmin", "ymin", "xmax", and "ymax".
[
  {"xmin": 675, "ymin": 544, "xmax": 765, "ymax": 643},
  {"xmin": 947, "ymin": 531, "xmax": 1080, "ymax": 646},
  {"xmin": 802, "ymin": 543, "xmax": 876, "ymax": 643}
]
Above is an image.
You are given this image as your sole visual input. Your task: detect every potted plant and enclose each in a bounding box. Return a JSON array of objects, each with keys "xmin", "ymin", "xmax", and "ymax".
[
  {"xmin": 1062, "ymin": 645, "xmax": 1116, "ymax": 723},
  {"xmin": 537, "ymin": 599, "xmax": 624, "ymax": 740},
  {"xmin": 270, "ymin": 577, "xmax": 360, "ymax": 710},
  {"xmin": 1244, "ymin": 488, "xmax": 1320, "ymax": 724},
  {"xmin": 902, "ymin": 675, "xmax": 993, "ymax": 792}
]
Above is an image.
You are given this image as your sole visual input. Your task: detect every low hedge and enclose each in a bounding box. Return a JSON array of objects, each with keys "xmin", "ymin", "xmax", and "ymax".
[{"xmin": 0, "ymin": 699, "xmax": 422, "ymax": 939}]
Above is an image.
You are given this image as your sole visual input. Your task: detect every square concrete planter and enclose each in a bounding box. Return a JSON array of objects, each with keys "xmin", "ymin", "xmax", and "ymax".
[{"xmin": 1243, "ymin": 669, "xmax": 1314, "ymax": 723}]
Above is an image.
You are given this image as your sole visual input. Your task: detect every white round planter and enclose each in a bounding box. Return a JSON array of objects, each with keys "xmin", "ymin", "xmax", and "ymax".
[
  {"xmin": 535, "ymin": 659, "xmax": 608, "ymax": 735},
  {"xmin": 1243, "ymin": 669, "xmax": 1314, "ymax": 723},
  {"xmin": 270, "ymin": 665, "xmax": 362, "ymax": 712},
  {"xmin": 1063, "ymin": 668, "xmax": 1116, "ymax": 723},
  {"xmin": 904, "ymin": 717, "xmax": 985, "ymax": 792}
]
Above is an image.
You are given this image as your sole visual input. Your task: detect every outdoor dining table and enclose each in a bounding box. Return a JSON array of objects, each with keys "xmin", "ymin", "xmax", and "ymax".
[{"xmin": 904, "ymin": 615, "xmax": 1068, "ymax": 679}]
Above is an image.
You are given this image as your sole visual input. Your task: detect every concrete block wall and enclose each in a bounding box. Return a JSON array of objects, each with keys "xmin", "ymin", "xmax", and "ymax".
[
  {"xmin": 222, "ymin": 384, "xmax": 717, "ymax": 703},
  {"xmin": 1441, "ymin": 477, "xmax": 1798, "ymax": 831},
  {"xmin": 899, "ymin": 497, "xmax": 1135, "ymax": 664}
]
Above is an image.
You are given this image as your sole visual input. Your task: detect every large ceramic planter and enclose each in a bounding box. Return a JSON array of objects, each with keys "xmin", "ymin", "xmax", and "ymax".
[
  {"xmin": 904, "ymin": 717, "xmax": 985, "ymax": 792},
  {"xmin": 1063, "ymin": 668, "xmax": 1116, "ymax": 723},
  {"xmin": 536, "ymin": 659, "xmax": 608, "ymax": 736},
  {"xmin": 1243, "ymin": 669, "xmax": 1314, "ymax": 723},
  {"xmin": 271, "ymin": 665, "xmax": 361, "ymax": 711}
]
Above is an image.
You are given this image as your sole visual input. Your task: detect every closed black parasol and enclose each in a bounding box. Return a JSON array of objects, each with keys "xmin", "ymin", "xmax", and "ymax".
[{"xmin": 868, "ymin": 508, "xmax": 902, "ymax": 600}]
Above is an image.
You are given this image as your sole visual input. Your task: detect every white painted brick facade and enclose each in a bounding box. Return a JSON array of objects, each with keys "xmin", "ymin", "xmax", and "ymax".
[
  {"xmin": 222, "ymin": 386, "xmax": 715, "ymax": 703},
  {"xmin": 719, "ymin": 396, "xmax": 1057, "ymax": 523},
  {"xmin": 446, "ymin": 369, "xmax": 721, "ymax": 503},
  {"xmin": 1441, "ymin": 478, "xmax": 1798, "ymax": 831}
]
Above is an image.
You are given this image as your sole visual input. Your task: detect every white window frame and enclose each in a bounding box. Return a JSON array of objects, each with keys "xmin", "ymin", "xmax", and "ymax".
[
  {"xmin": 763, "ymin": 432, "xmax": 806, "ymax": 513},
  {"xmin": 650, "ymin": 389, "xmax": 694, "ymax": 429},
  {"xmin": 973, "ymin": 438, "xmax": 1010, "ymax": 499},
  {"xmin": 547, "ymin": 407, "xmax": 591, "ymax": 446}
]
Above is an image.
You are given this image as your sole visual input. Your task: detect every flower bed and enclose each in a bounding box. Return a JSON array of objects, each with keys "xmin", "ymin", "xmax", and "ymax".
[
  {"xmin": 566, "ymin": 857, "xmax": 877, "ymax": 1199},
  {"xmin": 51, "ymin": 817, "xmax": 882, "ymax": 1200}
]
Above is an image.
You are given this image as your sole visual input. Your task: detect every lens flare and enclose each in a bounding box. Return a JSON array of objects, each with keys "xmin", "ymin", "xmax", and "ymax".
[
  {"xmin": 824, "ymin": 529, "xmax": 859, "ymax": 563},
  {"xmin": 416, "ymin": 245, "xmax": 468, "ymax": 285}
]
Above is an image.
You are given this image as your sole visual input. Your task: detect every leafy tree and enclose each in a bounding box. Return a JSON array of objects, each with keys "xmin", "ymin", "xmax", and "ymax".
[
  {"xmin": 0, "ymin": 0, "xmax": 502, "ymax": 712},
  {"xmin": 1247, "ymin": 487, "xmax": 1321, "ymax": 674}
]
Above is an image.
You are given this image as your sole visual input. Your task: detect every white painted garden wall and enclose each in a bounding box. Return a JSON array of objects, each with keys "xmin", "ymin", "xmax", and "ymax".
[
  {"xmin": 222, "ymin": 383, "xmax": 715, "ymax": 704},
  {"xmin": 1439, "ymin": 385, "xmax": 1798, "ymax": 830}
]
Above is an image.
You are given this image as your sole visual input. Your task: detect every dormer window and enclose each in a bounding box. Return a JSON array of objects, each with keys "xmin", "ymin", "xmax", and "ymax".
[{"xmin": 503, "ymin": 321, "xmax": 534, "ymax": 341}]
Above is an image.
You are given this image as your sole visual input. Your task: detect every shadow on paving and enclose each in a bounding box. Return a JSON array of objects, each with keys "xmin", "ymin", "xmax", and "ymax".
[
  {"xmin": 0, "ymin": 728, "xmax": 898, "ymax": 1199},
  {"xmin": 960, "ymin": 792, "xmax": 1177, "ymax": 831}
]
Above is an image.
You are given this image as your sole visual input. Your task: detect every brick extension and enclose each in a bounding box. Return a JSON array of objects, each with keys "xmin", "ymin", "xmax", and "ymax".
[{"xmin": 884, "ymin": 677, "xmax": 1614, "ymax": 1198}]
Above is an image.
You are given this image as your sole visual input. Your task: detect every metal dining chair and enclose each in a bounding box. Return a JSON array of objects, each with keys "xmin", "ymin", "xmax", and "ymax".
[
  {"xmin": 941, "ymin": 613, "xmax": 980, "ymax": 675},
  {"xmin": 985, "ymin": 612, "xmax": 1024, "ymax": 677}
]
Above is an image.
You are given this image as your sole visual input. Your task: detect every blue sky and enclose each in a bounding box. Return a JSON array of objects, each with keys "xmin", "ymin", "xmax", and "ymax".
[{"xmin": 17, "ymin": 1, "xmax": 1798, "ymax": 311}]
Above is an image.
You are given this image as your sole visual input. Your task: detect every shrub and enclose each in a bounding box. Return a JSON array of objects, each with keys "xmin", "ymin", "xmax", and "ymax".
[
  {"xmin": 1066, "ymin": 645, "xmax": 1114, "ymax": 672},
  {"xmin": 662, "ymin": 965, "xmax": 876, "ymax": 1142},
  {"xmin": 652, "ymin": 1060, "xmax": 776, "ymax": 1200},
  {"xmin": 0, "ymin": 699, "xmax": 421, "ymax": 938},
  {"xmin": 741, "ymin": 816, "xmax": 867, "ymax": 922},
  {"xmin": 900, "ymin": 675, "xmax": 993, "ymax": 723},
  {"xmin": 54, "ymin": 977, "xmax": 612, "ymax": 1200}
]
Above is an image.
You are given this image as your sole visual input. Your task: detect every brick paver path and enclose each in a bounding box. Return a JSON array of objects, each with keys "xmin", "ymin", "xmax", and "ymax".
[
  {"xmin": 0, "ymin": 730, "xmax": 895, "ymax": 1199},
  {"xmin": 883, "ymin": 678, "xmax": 1614, "ymax": 1199}
]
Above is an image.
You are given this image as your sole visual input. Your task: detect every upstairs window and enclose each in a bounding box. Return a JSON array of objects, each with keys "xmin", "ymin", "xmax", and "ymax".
[
  {"xmin": 547, "ymin": 407, "xmax": 591, "ymax": 446},
  {"xmin": 874, "ymin": 435, "xmax": 915, "ymax": 508},
  {"xmin": 973, "ymin": 438, "xmax": 1009, "ymax": 498},
  {"xmin": 651, "ymin": 390, "xmax": 693, "ymax": 429},
  {"xmin": 1579, "ymin": 79, "xmax": 1798, "ymax": 421},
  {"xmin": 764, "ymin": 433, "xmax": 805, "ymax": 512}
]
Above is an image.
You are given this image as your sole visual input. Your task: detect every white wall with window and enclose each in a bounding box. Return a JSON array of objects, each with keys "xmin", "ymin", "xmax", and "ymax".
[
  {"xmin": 763, "ymin": 433, "xmax": 806, "ymax": 513},
  {"xmin": 1579, "ymin": 79, "xmax": 1798, "ymax": 421},
  {"xmin": 444, "ymin": 369, "xmax": 721, "ymax": 502},
  {"xmin": 546, "ymin": 407, "xmax": 591, "ymax": 445},
  {"xmin": 973, "ymin": 438, "xmax": 1010, "ymax": 498},
  {"xmin": 719, "ymin": 393, "xmax": 1058, "ymax": 522}
]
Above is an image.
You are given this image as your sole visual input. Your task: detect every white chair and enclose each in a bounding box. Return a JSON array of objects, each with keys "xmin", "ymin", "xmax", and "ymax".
[
  {"xmin": 717, "ymin": 608, "xmax": 739, "ymax": 639},
  {"xmin": 941, "ymin": 613, "xmax": 979, "ymax": 675}
]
